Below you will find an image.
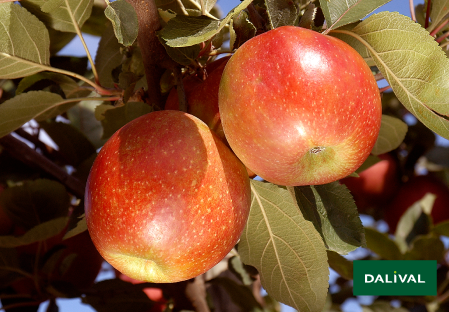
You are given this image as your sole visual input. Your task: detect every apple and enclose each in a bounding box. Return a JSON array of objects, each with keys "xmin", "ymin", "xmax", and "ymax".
[
  {"xmin": 340, "ymin": 154, "xmax": 400, "ymax": 212},
  {"xmin": 218, "ymin": 26, "xmax": 382, "ymax": 186},
  {"xmin": 165, "ymin": 56, "xmax": 230, "ymax": 141},
  {"xmin": 84, "ymin": 110, "xmax": 251, "ymax": 283},
  {"xmin": 384, "ymin": 175, "xmax": 449, "ymax": 233}
]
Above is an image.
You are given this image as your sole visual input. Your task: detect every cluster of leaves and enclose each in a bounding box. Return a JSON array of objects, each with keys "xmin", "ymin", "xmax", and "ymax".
[{"xmin": 1, "ymin": 0, "xmax": 449, "ymax": 311}]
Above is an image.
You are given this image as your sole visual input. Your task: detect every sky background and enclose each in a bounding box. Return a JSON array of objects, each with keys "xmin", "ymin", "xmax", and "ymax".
[{"xmin": 1, "ymin": 0, "xmax": 433, "ymax": 311}]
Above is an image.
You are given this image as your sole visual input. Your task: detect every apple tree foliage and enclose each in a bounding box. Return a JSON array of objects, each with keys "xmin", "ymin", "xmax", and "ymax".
[{"xmin": 1, "ymin": 0, "xmax": 449, "ymax": 311}]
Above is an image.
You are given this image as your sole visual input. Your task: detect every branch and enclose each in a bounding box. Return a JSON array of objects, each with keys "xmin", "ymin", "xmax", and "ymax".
[
  {"xmin": 0, "ymin": 134, "xmax": 85, "ymax": 198},
  {"xmin": 125, "ymin": 0, "xmax": 178, "ymax": 108}
]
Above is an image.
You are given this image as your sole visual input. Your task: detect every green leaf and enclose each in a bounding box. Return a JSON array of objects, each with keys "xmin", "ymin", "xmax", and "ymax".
[
  {"xmin": 433, "ymin": 220, "xmax": 449, "ymax": 236},
  {"xmin": 67, "ymin": 97, "xmax": 107, "ymax": 149},
  {"xmin": 265, "ymin": 0, "xmax": 298, "ymax": 29},
  {"xmin": 404, "ymin": 235, "xmax": 445, "ymax": 261},
  {"xmin": 327, "ymin": 250, "xmax": 353, "ymax": 280},
  {"xmin": 356, "ymin": 155, "xmax": 380, "ymax": 174},
  {"xmin": 16, "ymin": 72, "xmax": 79, "ymax": 97},
  {"xmin": 98, "ymin": 102, "xmax": 153, "ymax": 139},
  {"xmin": 104, "ymin": 0, "xmax": 138, "ymax": 47},
  {"xmin": 239, "ymin": 180, "xmax": 329, "ymax": 312},
  {"xmin": 228, "ymin": 256, "xmax": 253, "ymax": 286},
  {"xmin": 428, "ymin": 0, "xmax": 449, "ymax": 33},
  {"xmin": 0, "ymin": 179, "xmax": 71, "ymax": 230},
  {"xmin": 332, "ymin": 12, "xmax": 449, "ymax": 139},
  {"xmin": 0, "ymin": 91, "xmax": 67, "ymax": 138},
  {"xmin": 0, "ymin": 217, "xmax": 69, "ymax": 248},
  {"xmin": 63, "ymin": 215, "xmax": 87, "ymax": 240},
  {"xmin": 394, "ymin": 193, "xmax": 435, "ymax": 247},
  {"xmin": 21, "ymin": 0, "xmax": 94, "ymax": 33},
  {"xmin": 364, "ymin": 227, "xmax": 403, "ymax": 260},
  {"xmin": 0, "ymin": 2, "xmax": 50, "ymax": 79},
  {"xmin": 319, "ymin": 0, "xmax": 391, "ymax": 30},
  {"xmin": 298, "ymin": 4, "xmax": 317, "ymax": 29},
  {"xmin": 159, "ymin": 0, "xmax": 252, "ymax": 47},
  {"xmin": 230, "ymin": 11, "xmax": 256, "ymax": 51},
  {"xmin": 161, "ymin": 41, "xmax": 201, "ymax": 66},
  {"xmin": 289, "ymin": 182, "xmax": 365, "ymax": 255},
  {"xmin": 371, "ymin": 115, "xmax": 408, "ymax": 155},
  {"xmin": 209, "ymin": 277, "xmax": 263, "ymax": 311},
  {"xmin": 39, "ymin": 120, "xmax": 96, "ymax": 166},
  {"xmin": 95, "ymin": 25, "xmax": 124, "ymax": 88}
]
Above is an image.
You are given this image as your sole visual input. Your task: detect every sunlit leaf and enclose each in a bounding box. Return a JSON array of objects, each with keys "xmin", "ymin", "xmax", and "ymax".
[
  {"xmin": 371, "ymin": 115, "xmax": 408, "ymax": 155},
  {"xmin": 21, "ymin": 0, "xmax": 94, "ymax": 33},
  {"xmin": 0, "ymin": 2, "xmax": 50, "ymax": 79},
  {"xmin": 0, "ymin": 91, "xmax": 65, "ymax": 138},
  {"xmin": 289, "ymin": 182, "xmax": 365, "ymax": 255},
  {"xmin": 265, "ymin": 0, "xmax": 298, "ymax": 29},
  {"xmin": 319, "ymin": 0, "xmax": 391, "ymax": 30},
  {"xmin": 159, "ymin": 0, "xmax": 252, "ymax": 47},
  {"xmin": 104, "ymin": 0, "xmax": 138, "ymax": 47},
  {"xmin": 239, "ymin": 180, "xmax": 329, "ymax": 312},
  {"xmin": 331, "ymin": 12, "xmax": 449, "ymax": 139}
]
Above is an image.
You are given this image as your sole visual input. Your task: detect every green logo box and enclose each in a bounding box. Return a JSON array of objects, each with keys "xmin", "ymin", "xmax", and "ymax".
[{"xmin": 353, "ymin": 260, "xmax": 437, "ymax": 296}]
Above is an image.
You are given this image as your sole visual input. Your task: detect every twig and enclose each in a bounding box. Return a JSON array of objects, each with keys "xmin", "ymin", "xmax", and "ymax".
[
  {"xmin": 436, "ymin": 31, "xmax": 449, "ymax": 43},
  {"xmin": 379, "ymin": 85, "xmax": 391, "ymax": 93},
  {"xmin": 409, "ymin": 0, "xmax": 416, "ymax": 22},
  {"xmin": 0, "ymin": 134, "xmax": 86, "ymax": 198},
  {"xmin": 425, "ymin": 0, "xmax": 432, "ymax": 29},
  {"xmin": 430, "ymin": 19, "xmax": 449, "ymax": 37},
  {"xmin": 125, "ymin": 0, "xmax": 178, "ymax": 109}
]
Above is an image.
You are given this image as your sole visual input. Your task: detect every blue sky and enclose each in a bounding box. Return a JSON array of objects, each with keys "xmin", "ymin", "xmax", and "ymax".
[{"xmin": 4, "ymin": 0, "xmax": 432, "ymax": 311}]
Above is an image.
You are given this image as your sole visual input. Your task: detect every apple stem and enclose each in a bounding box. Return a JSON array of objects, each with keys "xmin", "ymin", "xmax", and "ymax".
[
  {"xmin": 173, "ymin": 66, "xmax": 188, "ymax": 112},
  {"xmin": 409, "ymin": 0, "xmax": 416, "ymax": 22}
]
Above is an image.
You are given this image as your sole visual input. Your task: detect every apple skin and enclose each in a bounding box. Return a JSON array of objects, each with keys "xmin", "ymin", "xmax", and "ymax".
[
  {"xmin": 219, "ymin": 26, "xmax": 382, "ymax": 186},
  {"xmin": 384, "ymin": 175, "xmax": 449, "ymax": 233},
  {"xmin": 340, "ymin": 154, "xmax": 400, "ymax": 212},
  {"xmin": 165, "ymin": 56, "xmax": 230, "ymax": 141},
  {"xmin": 84, "ymin": 110, "xmax": 251, "ymax": 283}
]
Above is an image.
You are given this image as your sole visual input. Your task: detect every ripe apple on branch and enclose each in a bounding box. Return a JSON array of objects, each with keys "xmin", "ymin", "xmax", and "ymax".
[{"xmin": 2, "ymin": 0, "xmax": 449, "ymax": 311}]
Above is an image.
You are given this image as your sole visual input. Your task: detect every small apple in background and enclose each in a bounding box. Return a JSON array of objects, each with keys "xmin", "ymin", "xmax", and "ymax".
[
  {"xmin": 165, "ymin": 56, "xmax": 230, "ymax": 141},
  {"xmin": 85, "ymin": 110, "xmax": 251, "ymax": 283},
  {"xmin": 219, "ymin": 26, "xmax": 382, "ymax": 186},
  {"xmin": 340, "ymin": 153, "xmax": 400, "ymax": 213},
  {"xmin": 384, "ymin": 175, "xmax": 449, "ymax": 233}
]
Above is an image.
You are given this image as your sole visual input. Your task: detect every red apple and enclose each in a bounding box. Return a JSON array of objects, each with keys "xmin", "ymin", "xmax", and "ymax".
[
  {"xmin": 340, "ymin": 154, "xmax": 400, "ymax": 212},
  {"xmin": 384, "ymin": 175, "xmax": 449, "ymax": 233},
  {"xmin": 219, "ymin": 26, "xmax": 382, "ymax": 186},
  {"xmin": 165, "ymin": 56, "xmax": 230, "ymax": 141},
  {"xmin": 84, "ymin": 110, "xmax": 251, "ymax": 283}
]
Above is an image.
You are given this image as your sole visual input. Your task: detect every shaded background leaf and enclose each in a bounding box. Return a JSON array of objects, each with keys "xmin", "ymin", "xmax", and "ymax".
[
  {"xmin": 371, "ymin": 115, "xmax": 408, "ymax": 155},
  {"xmin": 239, "ymin": 180, "xmax": 329, "ymax": 312},
  {"xmin": 0, "ymin": 3, "xmax": 50, "ymax": 79}
]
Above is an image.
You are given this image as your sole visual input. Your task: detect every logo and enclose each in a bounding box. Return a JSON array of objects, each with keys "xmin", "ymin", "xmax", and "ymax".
[{"xmin": 353, "ymin": 260, "xmax": 436, "ymax": 296}]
